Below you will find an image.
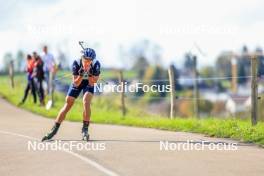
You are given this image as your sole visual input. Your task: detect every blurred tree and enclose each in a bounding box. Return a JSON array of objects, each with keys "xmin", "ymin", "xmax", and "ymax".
[
  {"xmin": 176, "ymin": 90, "xmax": 194, "ymax": 117},
  {"xmin": 199, "ymin": 100, "xmax": 213, "ymax": 114},
  {"xmin": 200, "ymin": 66, "xmax": 215, "ymax": 87},
  {"xmin": 256, "ymin": 47, "xmax": 264, "ymax": 77},
  {"xmin": 132, "ymin": 56, "xmax": 149, "ymax": 79},
  {"xmin": 152, "ymin": 65, "xmax": 166, "ymax": 82},
  {"xmin": 237, "ymin": 59, "xmax": 247, "ymax": 84},
  {"xmin": 211, "ymin": 101, "xmax": 226, "ymax": 116},
  {"xmin": 57, "ymin": 50, "xmax": 69, "ymax": 70},
  {"xmin": 216, "ymin": 81, "xmax": 226, "ymax": 92},
  {"xmin": 133, "ymin": 65, "xmax": 154, "ymax": 97},
  {"xmin": 143, "ymin": 91, "xmax": 161, "ymax": 103},
  {"xmin": 150, "ymin": 44, "xmax": 162, "ymax": 66},
  {"xmin": 215, "ymin": 52, "xmax": 232, "ymax": 78},
  {"xmin": 178, "ymin": 101, "xmax": 194, "ymax": 117},
  {"xmin": 15, "ymin": 50, "xmax": 24, "ymax": 72},
  {"xmin": 143, "ymin": 66, "xmax": 155, "ymax": 81},
  {"xmin": 237, "ymin": 45, "xmax": 250, "ymax": 84},
  {"xmin": 200, "ymin": 66, "xmax": 215, "ymax": 77},
  {"xmin": 128, "ymin": 39, "xmax": 163, "ymax": 78},
  {"xmin": 184, "ymin": 53, "xmax": 195, "ymax": 71},
  {"xmin": 140, "ymin": 65, "xmax": 167, "ymax": 97},
  {"xmin": 3, "ymin": 52, "xmax": 13, "ymax": 73}
]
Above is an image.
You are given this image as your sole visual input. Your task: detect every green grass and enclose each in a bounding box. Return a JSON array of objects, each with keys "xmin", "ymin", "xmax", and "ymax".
[{"xmin": 0, "ymin": 74, "xmax": 264, "ymax": 146}]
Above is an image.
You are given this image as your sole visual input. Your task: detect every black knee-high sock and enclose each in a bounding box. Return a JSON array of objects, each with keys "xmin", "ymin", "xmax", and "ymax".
[
  {"xmin": 55, "ymin": 122, "xmax": 61, "ymax": 128},
  {"xmin": 82, "ymin": 121, "xmax": 90, "ymax": 130}
]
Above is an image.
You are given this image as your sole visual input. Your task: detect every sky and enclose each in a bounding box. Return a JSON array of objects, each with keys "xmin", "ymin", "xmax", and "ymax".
[{"xmin": 1, "ymin": 0, "xmax": 264, "ymax": 69}]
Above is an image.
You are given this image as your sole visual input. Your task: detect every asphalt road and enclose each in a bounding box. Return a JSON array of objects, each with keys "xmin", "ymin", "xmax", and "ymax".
[{"xmin": 0, "ymin": 98, "xmax": 264, "ymax": 176}]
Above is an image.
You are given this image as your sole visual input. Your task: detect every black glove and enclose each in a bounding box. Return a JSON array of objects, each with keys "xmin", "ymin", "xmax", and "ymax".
[{"xmin": 78, "ymin": 67, "xmax": 84, "ymax": 76}]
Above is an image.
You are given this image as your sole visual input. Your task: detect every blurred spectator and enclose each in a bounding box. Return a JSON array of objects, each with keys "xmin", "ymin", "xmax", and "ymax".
[
  {"xmin": 19, "ymin": 54, "xmax": 36, "ymax": 105},
  {"xmin": 42, "ymin": 45, "xmax": 57, "ymax": 95},
  {"xmin": 32, "ymin": 52, "xmax": 45, "ymax": 106}
]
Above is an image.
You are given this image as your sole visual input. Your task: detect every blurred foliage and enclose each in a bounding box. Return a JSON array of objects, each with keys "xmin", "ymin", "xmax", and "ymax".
[
  {"xmin": 3, "ymin": 52, "xmax": 13, "ymax": 72},
  {"xmin": 184, "ymin": 53, "xmax": 195, "ymax": 71},
  {"xmin": 199, "ymin": 66, "xmax": 215, "ymax": 87},
  {"xmin": 257, "ymin": 93, "xmax": 264, "ymax": 122},
  {"xmin": 15, "ymin": 50, "xmax": 25, "ymax": 72},
  {"xmin": 142, "ymin": 91, "xmax": 162, "ymax": 103},
  {"xmin": 133, "ymin": 56, "xmax": 149, "ymax": 79},
  {"xmin": 141, "ymin": 65, "xmax": 168, "ymax": 98},
  {"xmin": 199, "ymin": 100, "xmax": 213, "ymax": 114},
  {"xmin": 178, "ymin": 100, "xmax": 194, "ymax": 117},
  {"xmin": 215, "ymin": 52, "xmax": 232, "ymax": 78},
  {"xmin": 257, "ymin": 47, "xmax": 264, "ymax": 77},
  {"xmin": 211, "ymin": 101, "xmax": 226, "ymax": 116}
]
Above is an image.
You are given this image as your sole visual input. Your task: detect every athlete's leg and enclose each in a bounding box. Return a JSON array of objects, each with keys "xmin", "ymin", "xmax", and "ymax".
[
  {"xmin": 55, "ymin": 96, "xmax": 75, "ymax": 123},
  {"xmin": 82, "ymin": 92, "xmax": 93, "ymax": 122},
  {"xmin": 82, "ymin": 92, "xmax": 93, "ymax": 140},
  {"xmin": 42, "ymin": 82, "xmax": 83, "ymax": 141},
  {"xmin": 42, "ymin": 96, "xmax": 75, "ymax": 141}
]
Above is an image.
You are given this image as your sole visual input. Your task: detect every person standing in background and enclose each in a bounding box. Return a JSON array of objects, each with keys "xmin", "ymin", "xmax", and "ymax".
[
  {"xmin": 32, "ymin": 52, "xmax": 45, "ymax": 106},
  {"xmin": 42, "ymin": 45, "xmax": 57, "ymax": 95},
  {"xmin": 19, "ymin": 54, "xmax": 37, "ymax": 105}
]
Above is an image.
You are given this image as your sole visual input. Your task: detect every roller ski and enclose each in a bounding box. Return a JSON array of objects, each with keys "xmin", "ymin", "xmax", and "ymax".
[
  {"xmin": 82, "ymin": 123, "xmax": 90, "ymax": 141},
  {"xmin": 41, "ymin": 123, "xmax": 60, "ymax": 142},
  {"xmin": 82, "ymin": 130, "xmax": 90, "ymax": 141}
]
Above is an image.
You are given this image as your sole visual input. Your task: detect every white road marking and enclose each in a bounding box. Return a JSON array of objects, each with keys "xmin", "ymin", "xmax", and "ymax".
[{"xmin": 0, "ymin": 130, "xmax": 120, "ymax": 176}]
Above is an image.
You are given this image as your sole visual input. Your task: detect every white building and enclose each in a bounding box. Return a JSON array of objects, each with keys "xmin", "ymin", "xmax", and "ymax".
[{"xmin": 225, "ymin": 95, "xmax": 251, "ymax": 114}]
